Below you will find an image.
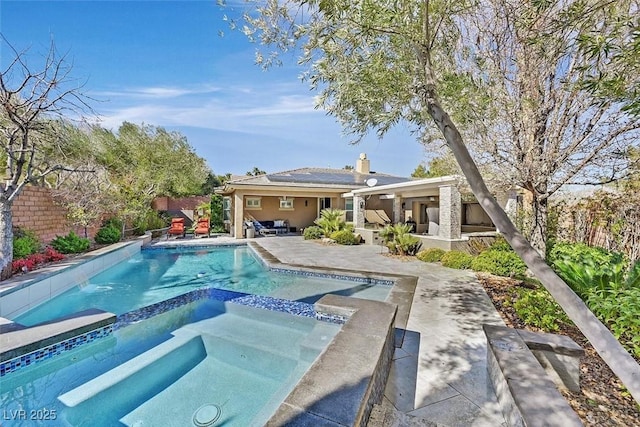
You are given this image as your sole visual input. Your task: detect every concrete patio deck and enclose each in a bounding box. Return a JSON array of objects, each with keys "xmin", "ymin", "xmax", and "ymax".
[{"xmin": 255, "ymin": 236, "xmax": 506, "ymax": 426}]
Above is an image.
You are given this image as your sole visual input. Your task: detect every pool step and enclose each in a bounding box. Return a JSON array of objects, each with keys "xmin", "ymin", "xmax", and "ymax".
[{"xmin": 58, "ymin": 330, "xmax": 206, "ymax": 425}]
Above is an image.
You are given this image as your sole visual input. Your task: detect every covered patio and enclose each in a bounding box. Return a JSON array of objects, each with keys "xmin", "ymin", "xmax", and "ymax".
[{"xmin": 344, "ymin": 175, "xmax": 509, "ymax": 250}]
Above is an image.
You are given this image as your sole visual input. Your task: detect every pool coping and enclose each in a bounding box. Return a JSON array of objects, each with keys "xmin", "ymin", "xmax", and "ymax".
[
  {"xmin": 249, "ymin": 241, "xmax": 417, "ymax": 347},
  {"xmin": 268, "ymin": 294, "xmax": 397, "ymax": 427}
]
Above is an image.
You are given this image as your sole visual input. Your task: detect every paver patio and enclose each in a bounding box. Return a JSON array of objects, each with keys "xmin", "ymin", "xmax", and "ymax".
[{"xmin": 256, "ymin": 236, "xmax": 507, "ymax": 426}]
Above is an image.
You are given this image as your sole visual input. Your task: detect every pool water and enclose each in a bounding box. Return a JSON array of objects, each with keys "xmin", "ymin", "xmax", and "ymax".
[
  {"xmin": 1, "ymin": 300, "xmax": 341, "ymax": 427},
  {"xmin": 14, "ymin": 245, "xmax": 390, "ymax": 326}
]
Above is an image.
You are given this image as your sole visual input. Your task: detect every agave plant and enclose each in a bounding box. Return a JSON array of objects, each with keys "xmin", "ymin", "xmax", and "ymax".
[{"xmin": 380, "ymin": 223, "xmax": 421, "ymax": 255}]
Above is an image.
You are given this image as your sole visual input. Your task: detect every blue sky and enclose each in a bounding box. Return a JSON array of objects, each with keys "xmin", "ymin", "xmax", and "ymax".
[{"xmin": 1, "ymin": 0, "xmax": 428, "ymax": 177}]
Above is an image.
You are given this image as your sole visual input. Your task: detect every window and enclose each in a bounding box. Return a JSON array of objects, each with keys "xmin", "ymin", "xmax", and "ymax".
[
  {"xmin": 345, "ymin": 198, "xmax": 353, "ymax": 222},
  {"xmin": 246, "ymin": 197, "xmax": 261, "ymax": 209},
  {"xmin": 279, "ymin": 197, "xmax": 294, "ymax": 210},
  {"xmin": 320, "ymin": 197, "xmax": 331, "ymax": 210},
  {"xmin": 223, "ymin": 197, "xmax": 231, "ymax": 222}
]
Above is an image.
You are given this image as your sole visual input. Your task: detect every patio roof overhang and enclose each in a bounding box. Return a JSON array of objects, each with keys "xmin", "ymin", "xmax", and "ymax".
[{"xmin": 341, "ymin": 175, "xmax": 462, "ymax": 199}]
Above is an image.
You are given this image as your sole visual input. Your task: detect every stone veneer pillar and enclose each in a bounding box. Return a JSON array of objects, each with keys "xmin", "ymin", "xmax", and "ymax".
[
  {"xmin": 234, "ymin": 192, "xmax": 245, "ymax": 239},
  {"xmin": 353, "ymin": 194, "xmax": 365, "ymax": 228},
  {"xmin": 438, "ymin": 185, "xmax": 461, "ymax": 239},
  {"xmin": 393, "ymin": 195, "xmax": 403, "ymax": 224}
]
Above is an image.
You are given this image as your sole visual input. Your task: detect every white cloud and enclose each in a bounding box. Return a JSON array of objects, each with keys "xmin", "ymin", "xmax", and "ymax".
[
  {"xmin": 91, "ymin": 84, "xmax": 221, "ymax": 100},
  {"xmin": 94, "ymin": 82, "xmax": 321, "ymax": 134}
]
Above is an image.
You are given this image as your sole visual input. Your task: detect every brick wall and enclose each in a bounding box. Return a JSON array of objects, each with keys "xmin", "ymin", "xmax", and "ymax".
[{"xmin": 11, "ymin": 186, "xmax": 99, "ymax": 243}]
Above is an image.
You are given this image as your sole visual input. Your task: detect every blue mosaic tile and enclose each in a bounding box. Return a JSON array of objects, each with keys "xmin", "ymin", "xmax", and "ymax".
[
  {"xmin": 269, "ymin": 267, "xmax": 394, "ymax": 286},
  {"xmin": 143, "ymin": 243, "xmax": 246, "ymax": 253},
  {"xmin": 115, "ymin": 287, "xmax": 316, "ymax": 330},
  {"xmin": 0, "ymin": 325, "xmax": 113, "ymax": 377}
]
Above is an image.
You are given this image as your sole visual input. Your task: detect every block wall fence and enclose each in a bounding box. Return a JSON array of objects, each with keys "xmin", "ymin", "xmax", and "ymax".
[
  {"xmin": 11, "ymin": 189, "xmax": 210, "ymax": 245},
  {"xmin": 151, "ymin": 196, "xmax": 210, "ymax": 212},
  {"xmin": 11, "ymin": 186, "xmax": 99, "ymax": 243}
]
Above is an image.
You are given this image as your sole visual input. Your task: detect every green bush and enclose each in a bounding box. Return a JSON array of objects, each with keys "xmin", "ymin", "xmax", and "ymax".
[
  {"xmin": 511, "ymin": 287, "xmax": 571, "ymax": 332},
  {"xmin": 331, "ymin": 229, "xmax": 360, "ymax": 245},
  {"xmin": 488, "ymin": 235, "xmax": 513, "ymax": 252},
  {"xmin": 103, "ymin": 217, "xmax": 124, "ymax": 232},
  {"xmin": 587, "ymin": 287, "xmax": 640, "ymax": 358},
  {"xmin": 51, "ymin": 231, "xmax": 90, "ymax": 254},
  {"xmin": 416, "ymin": 248, "xmax": 446, "ymax": 263},
  {"xmin": 314, "ymin": 208, "xmax": 347, "ymax": 236},
  {"xmin": 94, "ymin": 225, "xmax": 121, "ymax": 244},
  {"xmin": 440, "ymin": 251, "xmax": 474, "ymax": 269},
  {"xmin": 303, "ymin": 226, "xmax": 323, "ymax": 240},
  {"xmin": 471, "ymin": 250, "xmax": 527, "ymax": 277},
  {"xmin": 12, "ymin": 229, "xmax": 40, "ymax": 259},
  {"xmin": 548, "ymin": 242, "xmax": 632, "ymax": 299}
]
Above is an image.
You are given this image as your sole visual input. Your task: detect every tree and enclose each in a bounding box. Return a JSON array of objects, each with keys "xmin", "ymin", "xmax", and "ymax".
[
  {"xmin": 236, "ymin": 0, "xmax": 640, "ymax": 401},
  {"xmin": 92, "ymin": 122, "xmax": 210, "ymax": 228},
  {"xmin": 412, "ymin": 155, "xmax": 460, "ymax": 178},
  {"xmin": 0, "ymin": 38, "xmax": 94, "ymax": 278},
  {"xmin": 411, "ymin": 164, "xmax": 429, "ymax": 178},
  {"xmin": 45, "ymin": 122, "xmax": 116, "ymax": 237},
  {"xmin": 246, "ymin": 166, "xmax": 266, "ymax": 176},
  {"xmin": 461, "ymin": 0, "xmax": 640, "ymax": 255}
]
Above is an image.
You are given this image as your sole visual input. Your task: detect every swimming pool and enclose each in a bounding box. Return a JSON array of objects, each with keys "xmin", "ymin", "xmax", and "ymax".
[
  {"xmin": 1, "ymin": 299, "xmax": 341, "ymax": 427},
  {"xmin": 1, "ymin": 243, "xmax": 397, "ymax": 426},
  {"xmin": 13, "ymin": 245, "xmax": 390, "ymax": 326}
]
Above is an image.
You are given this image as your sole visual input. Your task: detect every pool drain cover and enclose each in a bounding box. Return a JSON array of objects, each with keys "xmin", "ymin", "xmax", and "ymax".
[{"xmin": 193, "ymin": 404, "xmax": 222, "ymax": 427}]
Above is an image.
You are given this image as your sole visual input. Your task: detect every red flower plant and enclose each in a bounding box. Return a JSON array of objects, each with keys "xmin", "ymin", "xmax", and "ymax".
[{"xmin": 12, "ymin": 247, "xmax": 66, "ymax": 274}]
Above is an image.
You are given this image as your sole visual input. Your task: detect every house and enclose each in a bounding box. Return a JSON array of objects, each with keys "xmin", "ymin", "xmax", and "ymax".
[{"xmin": 217, "ymin": 153, "xmax": 508, "ymax": 250}]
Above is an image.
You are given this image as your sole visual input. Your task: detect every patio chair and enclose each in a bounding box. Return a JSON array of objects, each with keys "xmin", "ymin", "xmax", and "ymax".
[
  {"xmin": 194, "ymin": 217, "xmax": 210, "ymax": 238},
  {"xmin": 364, "ymin": 210, "xmax": 391, "ymax": 227},
  {"xmin": 167, "ymin": 217, "xmax": 185, "ymax": 238}
]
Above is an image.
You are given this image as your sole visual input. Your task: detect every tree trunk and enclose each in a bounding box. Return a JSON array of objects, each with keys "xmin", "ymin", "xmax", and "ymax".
[
  {"xmin": 0, "ymin": 199, "xmax": 14, "ymax": 280},
  {"xmin": 529, "ymin": 192, "xmax": 548, "ymax": 257},
  {"xmin": 423, "ymin": 90, "xmax": 640, "ymax": 403}
]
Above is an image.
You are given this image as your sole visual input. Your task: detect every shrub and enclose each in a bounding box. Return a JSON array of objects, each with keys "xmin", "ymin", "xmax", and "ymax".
[
  {"xmin": 330, "ymin": 229, "xmax": 360, "ymax": 245},
  {"xmin": 11, "ymin": 247, "xmax": 65, "ymax": 274},
  {"xmin": 101, "ymin": 217, "xmax": 123, "ymax": 232},
  {"xmin": 471, "ymin": 250, "xmax": 527, "ymax": 277},
  {"xmin": 417, "ymin": 248, "xmax": 446, "ymax": 263},
  {"xmin": 314, "ymin": 208, "xmax": 347, "ymax": 236},
  {"xmin": 303, "ymin": 226, "xmax": 323, "ymax": 240},
  {"xmin": 395, "ymin": 234, "xmax": 422, "ymax": 255},
  {"xmin": 132, "ymin": 211, "xmax": 167, "ymax": 235},
  {"xmin": 13, "ymin": 229, "xmax": 40, "ymax": 259},
  {"xmin": 51, "ymin": 231, "xmax": 90, "ymax": 254},
  {"xmin": 440, "ymin": 251, "xmax": 474, "ymax": 269},
  {"xmin": 94, "ymin": 224, "xmax": 121, "ymax": 244},
  {"xmin": 488, "ymin": 235, "xmax": 513, "ymax": 252},
  {"xmin": 511, "ymin": 287, "xmax": 571, "ymax": 332},
  {"xmin": 381, "ymin": 223, "xmax": 421, "ymax": 255},
  {"xmin": 548, "ymin": 242, "xmax": 633, "ymax": 299},
  {"xmin": 587, "ymin": 287, "xmax": 640, "ymax": 358}
]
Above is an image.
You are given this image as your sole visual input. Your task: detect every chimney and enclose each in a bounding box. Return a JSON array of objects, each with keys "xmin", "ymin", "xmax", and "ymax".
[{"xmin": 355, "ymin": 153, "xmax": 370, "ymax": 174}]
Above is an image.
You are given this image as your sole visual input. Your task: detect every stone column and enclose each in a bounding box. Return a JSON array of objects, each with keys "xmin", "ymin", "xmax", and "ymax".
[
  {"xmin": 393, "ymin": 195, "xmax": 403, "ymax": 224},
  {"xmin": 233, "ymin": 192, "xmax": 245, "ymax": 239},
  {"xmin": 439, "ymin": 185, "xmax": 461, "ymax": 239},
  {"xmin": 353, "ymin": 194, "xmax": 365, "ymax": 229}
]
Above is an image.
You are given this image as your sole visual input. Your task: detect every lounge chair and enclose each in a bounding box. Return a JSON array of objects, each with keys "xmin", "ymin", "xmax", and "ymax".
[
  {"xmin": 194, "ymin": 217, "xmax": 210, "ymax": 238},
  {"xmin": 168, "ymin": 218, "xmax": 185, "ymax": 238},
  {"xmin": 364, "ymin": 210, "xmax": 392, "ymax": 226}
]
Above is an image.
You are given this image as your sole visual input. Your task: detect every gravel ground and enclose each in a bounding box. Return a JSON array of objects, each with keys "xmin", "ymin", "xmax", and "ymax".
[{"xmin": 476, "ymin": 272, "xmax": 640, "ymax": 426}]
